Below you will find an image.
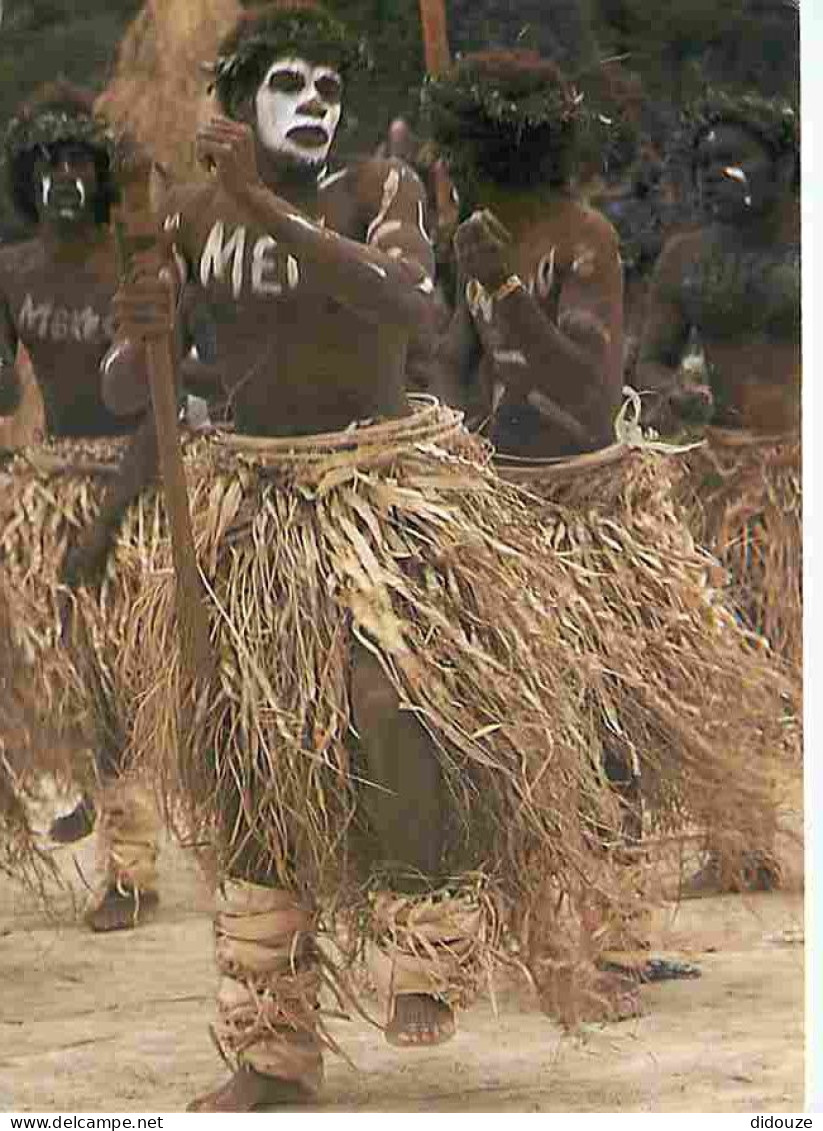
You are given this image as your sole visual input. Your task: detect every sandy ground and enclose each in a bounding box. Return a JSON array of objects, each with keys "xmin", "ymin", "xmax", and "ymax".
[{"xmin": 0, "ymin": 810, "xmax": 805, "ymax": 1115}]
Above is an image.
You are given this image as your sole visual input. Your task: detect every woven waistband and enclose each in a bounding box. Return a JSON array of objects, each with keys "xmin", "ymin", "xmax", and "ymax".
[
  {"xmin": 211, "ymin": 395, "xmax": 468, "ymax": 469},
  {"xmin": 705, "ymin": 426, "xmax": 799, "ymax": 450},
  {"xmin": 493, "ymin": 441, "xmax": 633, "ymax": 484}
]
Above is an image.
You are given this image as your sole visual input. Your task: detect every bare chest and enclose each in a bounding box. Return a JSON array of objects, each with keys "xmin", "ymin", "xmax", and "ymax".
[
  {"xmin": 5, "ymin": 257, "xmax": 117, "ymax": 356},
  {"xmin": 179, "ymin": 187, "xmax": 360, "ymax": 310}
]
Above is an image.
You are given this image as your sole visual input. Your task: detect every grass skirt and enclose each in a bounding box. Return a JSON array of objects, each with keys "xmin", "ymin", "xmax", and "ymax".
[
  {"xmin": 493, "ymin": 442, "xmax": 798, "ymax": 880},
  {"xmin": 0, "ymin": 438, "xmax": 167, "ymax": 787},
  {"xmin": 0, "ymin": 580, "xmax": 62, "ymax": 891},
  {"xmin": 676, "ymin": 429, "xmax": 801, "ymax": 675},
  {"xmin": 123, "ymin": 400, "xmax": 664, "ymax": 1002}
]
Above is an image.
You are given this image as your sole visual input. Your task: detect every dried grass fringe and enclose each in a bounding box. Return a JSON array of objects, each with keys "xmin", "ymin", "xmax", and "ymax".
[
  {"xmin": 97, "ymin": 0, "xmax": 242, "ymax": 182},
  {"xmin": 123, "ymin": 402, "xmax": 654, "ymax": 1006},
  {"xmin": 365, "ymin": 883, "xmax": 504, "ymax": 1010},
  {"xmin": 121, "ymin": 402, "xmax": 795, "ymax": 1010},
  {"xmin": 676, "ymin": 429, "xmax": 801, "ymax": 676},
  {"xmin": 494, "ymin": 442, "xmax": 799, "ymax": 875},
  {"xmin": 0, "ymin": 437, "xmax": 170, "ymax": 787},
  {"xmin": 0, "ymin": 583, "xmax": 62, "ymax": 894}
]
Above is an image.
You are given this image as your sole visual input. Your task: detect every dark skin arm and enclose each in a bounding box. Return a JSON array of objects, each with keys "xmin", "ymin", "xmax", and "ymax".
[
  {"xmin": 0, "ymin": 288, "xmax": 22, "ymax": 418},
  {"xmin": 451, "ymin": 210, "xmax": 621, "ymax": 447},
  {"xmin": 635, "ymin": 233, "xmax": 713, "ymax": 428},
  {"xmin": 59, "ymin": 413, "xmax": 158, "ymax": 599},
  {"xmin": 196, "ymin": 117, "xmax": 436, "ymax": 333},
  {"xmin": 103, "ymin": 247, "xmax": 197, "ymax": 417},
  {"xmin": 61, "ymin": 246, "xmax": 177, "ymax": 594},
  {"xmin": 430, "ymin": 287, "xmax": 482, "ymax": 411}
]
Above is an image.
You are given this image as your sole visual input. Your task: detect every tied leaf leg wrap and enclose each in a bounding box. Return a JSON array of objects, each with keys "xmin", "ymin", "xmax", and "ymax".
[
  {"xmin": 92, "ymin": 779, "xmax": 160, "ymax": 898},
  {"xmin": 213, "ymin": 880, "xmax": 324, "ymax": 1089},
  {"xmin": 366, "ymin": 890, "xmax": 500, "ymax": 1015}
]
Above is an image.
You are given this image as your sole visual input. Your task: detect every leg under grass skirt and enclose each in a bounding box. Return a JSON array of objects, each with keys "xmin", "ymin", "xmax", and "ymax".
[
  {"xmin": 0, "ymin": 439, "xmax": 162, "ymax": 897},
  {"xmin": 676, "ymin": 428, "xmax": 801, "ymax": 677},
  {"xmin": 123, "ymin": 399, "xmax": 663, "ymax": 1033},
  {"xmin": 493, "ymin": 441, "xmax": 798, "ymax": 890},
  {"xmin": 0, "ymin": 578, "xmax": 62, "ymax": 891}
]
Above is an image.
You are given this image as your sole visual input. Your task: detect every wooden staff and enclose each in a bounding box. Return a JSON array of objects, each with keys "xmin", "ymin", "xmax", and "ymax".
[
  {"xmin": 418, "ymin": 0, "xmax": 451, "ymax": 77},
  {"xmin": 112, "ymin": 157, "xmax": 212, "ymax": 686},
  {"xmin": 418, "ymin": 0, "xmax": 456, "ymax": 255}
]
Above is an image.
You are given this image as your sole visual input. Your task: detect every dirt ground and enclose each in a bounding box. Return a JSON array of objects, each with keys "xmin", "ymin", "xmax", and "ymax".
[{"xmin": 0, "ymin": 809, "xmax": 805, "ymax": 1114}]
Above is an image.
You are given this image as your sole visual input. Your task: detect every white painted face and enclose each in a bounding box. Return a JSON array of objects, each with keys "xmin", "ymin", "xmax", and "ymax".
[{"xmin": 254, "ymin": 56, "xmax": 342, "ymax": 166}]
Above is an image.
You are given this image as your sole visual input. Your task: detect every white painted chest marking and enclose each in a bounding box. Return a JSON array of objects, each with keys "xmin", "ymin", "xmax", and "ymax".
[
  {"xmin": 200, "ymin": 220, "xmax": 300, "ymax": 298},
  {"xmin": 366, "ymin": 168, "xmax": 401, "ymax": 244}
]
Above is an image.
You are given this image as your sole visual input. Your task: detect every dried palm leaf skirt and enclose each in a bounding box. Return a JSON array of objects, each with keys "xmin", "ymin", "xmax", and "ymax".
[
  {"xmin": 0, "ymin": 438, "xmax": 167, "ymax": 786},
  {"xmin": 494, "ymin": 441, "xmax": 797, "ymax": 874},
  {"xmin": 0, "ymin": 579, "xmax": 61, "ymax": 890},
  {"xmin": 123, "ymin": 399, "xmax": 657, "ymax": 988},
  {"xmin": 676, "ymin": 428, "xmax": 801, "ymax": 675}
]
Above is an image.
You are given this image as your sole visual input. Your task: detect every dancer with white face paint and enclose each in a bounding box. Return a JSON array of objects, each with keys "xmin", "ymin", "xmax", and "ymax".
[
  {"xmin": 109, "ymin": 0, "xmax": 667, "ymax": 1113},
  {"xmin": 255, "ymin": 56, "xmax": 342, "ymax": 168}
]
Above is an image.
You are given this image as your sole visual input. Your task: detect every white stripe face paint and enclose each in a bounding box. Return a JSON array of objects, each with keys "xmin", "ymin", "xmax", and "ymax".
[
  {"xmin": 722, "ymin": 166, "xmax": 749, "ymax": 186},
  {"xmin": 75, "ymin": 179, "xmax": 86, "ymax": 208},
  {"xmin": 721, "ymin": 165, "xmax": 752, "ymax": 206},
  {"xmin": 41, "ymin": 175, "xmax": 52, "ymax": 207}
]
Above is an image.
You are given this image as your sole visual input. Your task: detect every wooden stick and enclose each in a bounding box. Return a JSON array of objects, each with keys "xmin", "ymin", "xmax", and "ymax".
[
  {"xmin": 112, "ymin": 160, "xmax": 212, "ymax": 683},
  {"xmin": 418, "ymin": 0, "xmax": 450, "ymax": 77}
]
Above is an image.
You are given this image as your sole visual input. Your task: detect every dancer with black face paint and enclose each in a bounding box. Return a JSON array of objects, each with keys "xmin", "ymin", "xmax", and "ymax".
[
  {"xmin": 636, "ymin": 91, "xmax": 801, "ymax": 896},
  {"xmin": 637, "ymin": 91, "xmax": 800, "ymax": 676},
  {"xmin": 0, "ymin": 83, "xmax": 163, "ymax": 931}
]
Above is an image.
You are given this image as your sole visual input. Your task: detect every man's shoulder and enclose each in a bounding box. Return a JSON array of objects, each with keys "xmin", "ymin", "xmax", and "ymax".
[
  {"xmin": 347, "ymin": 155, "xmax": 426, "ymax": 209},
  {"xmin": 521, "ymin": 197, "xmax": 619, "ymax": 259},
  {"xmin": 567, "ymin": 200, "xmax": 622, "ymax": 252},
  {"xmin": 157, "ymin": 177, "xmax": 219, "ymax": 232},
  {"xmin": 654, "ymin": 226, "xmax": 704, "ymax": 274}
]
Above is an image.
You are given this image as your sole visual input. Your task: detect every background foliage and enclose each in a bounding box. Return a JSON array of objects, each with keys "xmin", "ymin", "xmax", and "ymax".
[{"xmin": 0, "ymin": 0, "xmax": 798, "ymax": 231}]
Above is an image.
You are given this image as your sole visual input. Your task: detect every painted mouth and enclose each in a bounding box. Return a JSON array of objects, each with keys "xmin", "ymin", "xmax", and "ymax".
[
  {"xmin": 286, "ymin": 125, "xmax": 329, "ymax": 148},
  {"xmin": 49, "ymin": 183, "xmax": 84, "ymax": 211}
]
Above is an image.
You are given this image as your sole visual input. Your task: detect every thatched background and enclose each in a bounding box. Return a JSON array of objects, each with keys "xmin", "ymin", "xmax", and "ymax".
[{"xmin": 96, "ymin": 0, "xmax": 242, "ymax": 182}]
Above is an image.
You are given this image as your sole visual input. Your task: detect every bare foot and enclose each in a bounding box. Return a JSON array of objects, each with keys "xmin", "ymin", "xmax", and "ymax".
[
  {"xmin": 84, "ymin": 887, "xmax": 159, "ymax": 932},
  {"xmin": 188, "ymin": 1067, "xmax": 318, "ymax": 1112},
  {"xmin": 49, "ymin": 794, "xmax": 96, "ymax": 844},
  {"xmin": 385, "ymin": 994, "xmax": 456, "ymax": 1047}
]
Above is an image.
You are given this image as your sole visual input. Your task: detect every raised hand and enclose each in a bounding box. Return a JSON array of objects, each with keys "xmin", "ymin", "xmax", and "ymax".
[
  {"xmin": 195, "ymin": 116, "xmax": 262, "ymax": 200},
  {"xmin": 112, "ymin": 248, "xmax": 177, "ymax": 342},
  {"xmin": 454, "ymin": 209, "xmax": 515, "ymax": 293}
]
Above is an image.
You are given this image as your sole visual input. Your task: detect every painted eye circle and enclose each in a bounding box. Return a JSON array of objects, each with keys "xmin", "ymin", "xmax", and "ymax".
[
  {"xmin": 269, "ymin": 71, "xmax": 305, "ymax": 94},
  {"xmin": 314, "ymin": 76, "xmax": 342, "ymax": 103}
]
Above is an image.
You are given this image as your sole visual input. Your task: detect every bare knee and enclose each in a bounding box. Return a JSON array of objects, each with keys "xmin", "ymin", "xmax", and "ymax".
[{"xmin": 350, "ymin": 642, "xmax": 445, "ymax": 881}]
